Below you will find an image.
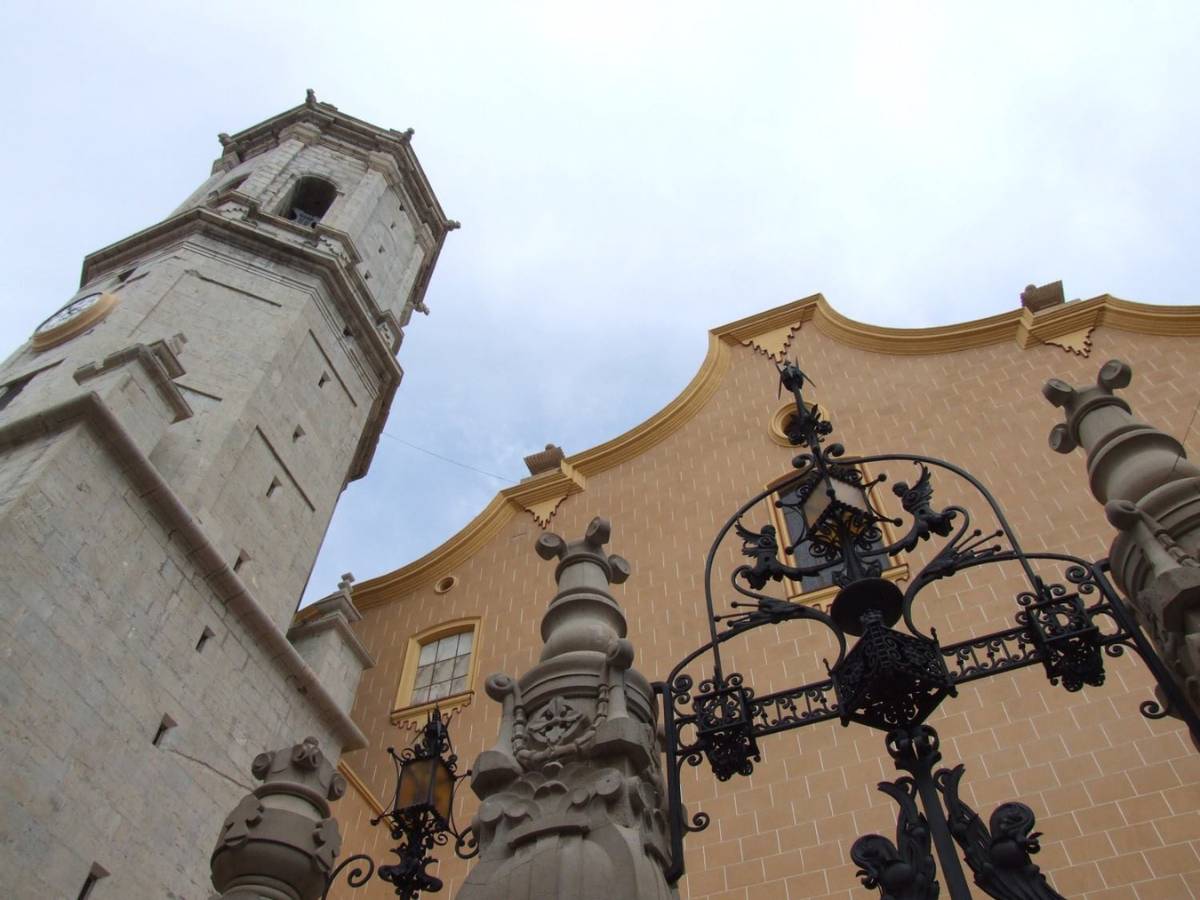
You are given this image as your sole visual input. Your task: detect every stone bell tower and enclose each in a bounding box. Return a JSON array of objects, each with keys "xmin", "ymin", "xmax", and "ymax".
[{"xmin": 0, "ymin": 94, "xmax": 453, "ymax": 897}]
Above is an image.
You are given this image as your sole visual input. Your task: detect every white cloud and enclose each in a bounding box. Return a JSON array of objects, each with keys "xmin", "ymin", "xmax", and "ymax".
[{"xmin": 1, "ymin": 2, "xmax": 1197, "ymax": 603}]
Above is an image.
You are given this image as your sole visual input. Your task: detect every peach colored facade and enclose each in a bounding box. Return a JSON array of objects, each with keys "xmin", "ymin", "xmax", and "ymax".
[{"xmin": 327, "ymin": 294, "xmax": 1200, "ymax": 900}]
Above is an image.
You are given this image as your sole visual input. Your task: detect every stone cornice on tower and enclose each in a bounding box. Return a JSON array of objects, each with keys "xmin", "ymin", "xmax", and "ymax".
[
  {"xmin": 216, "ymin": 95, "xmax": 457, "ymax": 239},
  {"xmin": 79, "ymin": 206, "xmax": 403, "ymax": 482},
  {"xmin": 344, "ymin": 293, "xmax": 1200, "ymax": 610}
]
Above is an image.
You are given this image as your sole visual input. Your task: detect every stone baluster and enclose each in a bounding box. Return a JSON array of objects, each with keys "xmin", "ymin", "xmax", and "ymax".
[
  {"xmin": 458, "ymin": 517, "xmax": 674, "ymax": 900},
  {"xmin": 1044, "ymin": 359, "xmax": 1200, "ymax": 719}
]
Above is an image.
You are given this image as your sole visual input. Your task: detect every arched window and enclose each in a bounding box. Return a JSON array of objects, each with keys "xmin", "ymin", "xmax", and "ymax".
[
  {"xmin": 391, "ymin": 617, "xmax": 481, "ymax": 725},
  {"xmin": 283, "ymin": 176, "xmax": 337, "ymax": 227}
]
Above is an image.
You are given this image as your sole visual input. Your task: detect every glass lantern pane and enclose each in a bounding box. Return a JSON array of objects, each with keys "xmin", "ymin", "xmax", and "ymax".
[
  {"xmin": 414, "ymin": 664, "xmax": 434, "ymax": 688},
  {"xmin": 418, "ymin": 642, "xmax": 438, "ymax": 665},
  {"xmin": 432, "ymin": 758, "xmax": 455, "ymax": 821},
  {"xmin": 397, "ymin": 757, "xmax": 437, "ymax": 810}
]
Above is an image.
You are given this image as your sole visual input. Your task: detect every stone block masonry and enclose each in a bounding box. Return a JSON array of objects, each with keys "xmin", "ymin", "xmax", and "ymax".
[{"xmin": 0, "ymin": 95, "xmax": 453, "ymax": 899}]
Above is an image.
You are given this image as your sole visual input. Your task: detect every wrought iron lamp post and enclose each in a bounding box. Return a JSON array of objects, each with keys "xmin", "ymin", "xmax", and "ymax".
[
  {"xmin": 324, "ymin": 709, "xmax": 478, "ymax": 899},
  {"xmin": 656, "ymin": 361, "xmax": 1200, "ymax": 900}
]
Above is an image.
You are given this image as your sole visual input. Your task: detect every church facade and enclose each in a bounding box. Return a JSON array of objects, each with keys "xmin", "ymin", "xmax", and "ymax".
[
  {"xmin": 328, "ymin": 292, "xmax": 1200, "ymax": 899},
  {"xmin": 0, "ymin": 96, "xmax": 453, "ymax": 897}
]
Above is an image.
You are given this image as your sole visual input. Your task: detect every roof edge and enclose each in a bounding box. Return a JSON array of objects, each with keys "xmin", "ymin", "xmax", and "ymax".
[
  {"xmin": 221, "ymin": 95, "xmax": 454, "ymax": 234},
  {"xmin": 342, "ymin": 292, "xmax": 1200, "ymax": 610}
]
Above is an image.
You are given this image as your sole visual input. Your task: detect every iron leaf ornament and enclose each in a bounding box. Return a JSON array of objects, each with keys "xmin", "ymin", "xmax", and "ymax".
[
  {"xmin": 653, "ymin": 356, "xmax": 1200, "ymax": 898},
  {"xmin": 937, "ymin": 766, "xmax": 1065, "ymax": 900},
  {"xmin": 851, "ymin": 777, "xmax": 939, "ymax": 900}
]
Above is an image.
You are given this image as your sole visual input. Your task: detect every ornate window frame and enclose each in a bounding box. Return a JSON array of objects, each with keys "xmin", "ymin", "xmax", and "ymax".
[
  {"xmin": 389, "ymin": 616, "xmax": 482, "ymax": 726},
  {"xmin": 766, "ymin": 462, "xmax": 909, "ymax": 606}
]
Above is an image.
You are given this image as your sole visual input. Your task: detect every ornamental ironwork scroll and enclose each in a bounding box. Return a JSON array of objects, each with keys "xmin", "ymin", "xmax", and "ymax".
[{"xmin": 654, "ymin": 358, "xmax": 1200, "ymax": 899}]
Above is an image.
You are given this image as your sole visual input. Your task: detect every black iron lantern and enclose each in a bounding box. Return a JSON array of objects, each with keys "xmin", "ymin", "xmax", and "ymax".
[
  {"xmin": 393, "ymin": 719, "xmax": 456, "ymax": 826},
  {"xmin": 323, "ymin": 709, "xmax": 477, "ymax": 900},
  {"xmin": 655, "ymin": 358, "xmax": 1200, "ymax": 900}
]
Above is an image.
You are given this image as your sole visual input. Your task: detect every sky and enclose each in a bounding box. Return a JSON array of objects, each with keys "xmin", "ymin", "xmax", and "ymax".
[{"xmin": 1, "ymin": 2, "xmax": 1197, "ymax": 606}]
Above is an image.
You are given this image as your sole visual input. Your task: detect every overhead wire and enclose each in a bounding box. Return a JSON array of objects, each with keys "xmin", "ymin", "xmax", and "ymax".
[{"xmin": 380, "ymin": 431, "xmax": 518, "ymax": 483}]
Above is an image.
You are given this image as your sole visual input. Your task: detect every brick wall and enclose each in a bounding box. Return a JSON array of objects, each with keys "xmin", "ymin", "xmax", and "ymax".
[{"xmin": 338, "ymin": 320, "xmax": 1200, "ymax": 900}]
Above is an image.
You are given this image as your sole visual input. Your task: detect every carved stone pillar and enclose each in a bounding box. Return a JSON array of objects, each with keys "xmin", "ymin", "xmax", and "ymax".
[
  {"xmin": 1044, "ymin": 359, "xmax": 1200, "ymax": 718},
  {"xmin": 458, "ymin": 517, "xmax": 675, "ymax": 900},
  {"xmin": 210, "ymin": 737, "xmax": 347, "ymax": 900}
]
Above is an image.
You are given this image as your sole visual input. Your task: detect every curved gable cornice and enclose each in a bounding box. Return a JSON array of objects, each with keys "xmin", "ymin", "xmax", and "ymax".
[{"xmin": 348, "ymin": 292, "xmax": 1200, "ymax": 609}]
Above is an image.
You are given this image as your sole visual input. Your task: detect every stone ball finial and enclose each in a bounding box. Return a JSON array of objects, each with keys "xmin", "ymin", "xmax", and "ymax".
[
  {"xmin": 1098, "ymin": 359, "xmax": 1132, "ymax": 391},
  {"xmin": 606, "ymin": 637, "xmax": 635, "ymax": 669},
  {"xmin": 485, "ymin": 673, "xmax": 516, "ymax": 701},
  {"xmin": 536, "ymin": 533, "xmax": 566, "ymax": 560},
  {"xmin": 251, "ymin": 751, "xmax": 274, "ymax": 781},
  {"xmin": 585, "ymin": 517, "xmax": 611, "ymax": 548},
  {"xmin": 1105, "ymin": 498, "xmax": 1142, "ymax": 531},
  {"xmin": 608, "ymin": 554, "xmax": 631, "ymax": 584},
  {"xmin": 1048, "ymin": 423, "xmax": 1078, "ymax": 454},
  {"xmin": 292, "ymin": 736, "xmax": 322, "ymax": 770},
  {"xmin": 1042, "ymin": 378, "xmax": 1076, "ymax": 408}
]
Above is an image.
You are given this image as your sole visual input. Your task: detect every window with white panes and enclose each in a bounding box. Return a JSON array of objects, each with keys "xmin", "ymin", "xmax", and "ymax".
[{"xmin": 410, "ymin": 630, "xmax": 474, "ymax": 705}]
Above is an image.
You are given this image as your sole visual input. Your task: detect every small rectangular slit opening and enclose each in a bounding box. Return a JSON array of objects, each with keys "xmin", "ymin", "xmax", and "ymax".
[
  {"xmin": 266, "ymin": 477, "xmax": 281, "ymax": 498},
  {"xmin": 77, "ymin": 863, "xmax": 109, "ymax": 900},
  {"xmin": 233, "ymin": 551, "xmax": 249, "ymax": 574},
  {"xmin": 196, "ymin": 627, "xmax": 214, "ymax": 652},
  {"xmin": 152, "ymin": 715, "xmax": 176, "ymax": 748}
]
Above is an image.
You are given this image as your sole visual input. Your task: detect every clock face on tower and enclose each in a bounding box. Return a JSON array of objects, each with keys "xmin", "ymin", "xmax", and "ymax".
[{"xmin": 32, "ymin": 291, "xmax": 118, "ymax": 351}]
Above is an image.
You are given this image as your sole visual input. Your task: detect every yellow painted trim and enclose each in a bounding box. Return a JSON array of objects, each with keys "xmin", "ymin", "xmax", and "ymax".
[
  {"xmin": 389, "ymin": 617, "xmax": 482, "ymax": 726},
  {"xmin": 337, "ymin": 759, "xmax": 385, "ymax": 817},
  {"xmin": 524, "ymin": 494, "xmax": 567, "ymax": 528},
  {"xmin": 354, "ymin": 463, "xmax": 587, "ymax": 609},
  {"xmin": 764, "ymin": 463, "xmax": 910, "ymax": 604},
  {"xmin": 742, "ymin": 322, "xmax": 801, "ymax": 362},
  {"xmin": 567, "ymin": 334, "xmax": 733, "ymax": 476},
  {"xmin": 355, "ymin": 494, "xmax": 513, "ymax": 608},
  {"xmin": 767, "ymin": 401, "xmax": 827, "ymax": 449},
  {"xmin": 343, "ymin": 292, "xmax": 1200, "ymax": 614},
  {"xmin": 718, "ymin": 297, "xmax": 821, "ymax": 344},
  {"xmin": 1044, "ymin": 326, "xmax": 1094, "ymax": 357},
  {"xmin": 32, "ymin": 292, "xmax": 119, "ymax": 351},
  {"xmin": 809, "ymin": 298, "xmax": 1024, "ymax": 356}
]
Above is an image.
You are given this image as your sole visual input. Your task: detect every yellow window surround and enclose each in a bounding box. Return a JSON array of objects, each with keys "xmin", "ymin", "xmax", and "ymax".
[
  {"xmin": 390, "ymin": 616, "xmax": 482, "ymax": 726},
  {"xmin": 765, "ymin": 463, "xmax": 909, "ymax": 607}
]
